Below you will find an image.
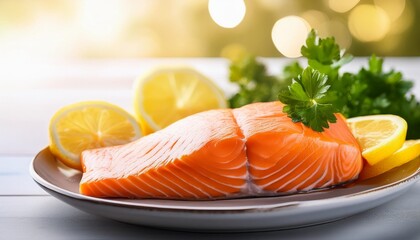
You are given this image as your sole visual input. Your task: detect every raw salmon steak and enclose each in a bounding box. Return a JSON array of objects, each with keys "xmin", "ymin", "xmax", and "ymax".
[{"xmin": 80, "ymin": 102, "xmax": 363, "ymax": 199}]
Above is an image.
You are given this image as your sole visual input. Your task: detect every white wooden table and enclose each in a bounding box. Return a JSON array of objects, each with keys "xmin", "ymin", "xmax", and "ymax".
[{"xmin": 1, "ymin": 58, "xmax": 419, "ymax": 239}]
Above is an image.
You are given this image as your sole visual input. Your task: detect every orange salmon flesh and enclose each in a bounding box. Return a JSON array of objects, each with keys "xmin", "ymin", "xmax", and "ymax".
[{"xmin": 80, "ymin": 102, "xmax": 363, "ymax": 199}]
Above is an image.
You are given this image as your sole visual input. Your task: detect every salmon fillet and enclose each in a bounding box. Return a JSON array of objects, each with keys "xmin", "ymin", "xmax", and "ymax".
[
  {"xmin": 80, "ymin": 109, "xmax": 248, "ymax": 199},
  {"xmin": 80, "ymin": 102, "xmax": 363, "ymax": 199},
  {"xmin": 233, "ymin": 102, "xmax": 362, "ymax": 193}
]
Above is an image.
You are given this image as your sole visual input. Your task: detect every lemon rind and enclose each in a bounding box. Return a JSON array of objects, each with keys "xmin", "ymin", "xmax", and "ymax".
[
  {"xmin": 347, "ymin": 114, "xmax": 408, "ymax": 165},
  {"xmin": 49, "ymin": 101, "xmax": 142, "ymax": 169},
  {"xmin": 133, "ymin": 66, "xmax": 227, "ymax": 134}
]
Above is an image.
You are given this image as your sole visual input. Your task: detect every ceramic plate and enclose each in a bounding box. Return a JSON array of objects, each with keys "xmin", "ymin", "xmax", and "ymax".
[{"xmin": 30, "ymin": 147, "xmax": 420, "ymax": 232}]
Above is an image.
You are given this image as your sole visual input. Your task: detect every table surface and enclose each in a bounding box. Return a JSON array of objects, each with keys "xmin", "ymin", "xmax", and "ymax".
[{"xmin": 1, "ymin": 58, "xmax": 420, "ymax": 240}]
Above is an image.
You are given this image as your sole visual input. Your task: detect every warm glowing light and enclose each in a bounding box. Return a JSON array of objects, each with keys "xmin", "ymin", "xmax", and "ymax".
[
  {"xmin": 328, "ymin": 0, "xmax": 360, "ymax": 13},
  {"xmin": 388, "ymin": 1, "xmax": 414, "ymax": 35},
  {"xmin": 348, "ymin": 5, "xmax": 390, "ymax": 42},
  {"xmin": 271, "ymin": 16, "xmax": 310, "ymax": 58},
  {"xmin": 318, "ymin": 20, "xmax": 352, "ymax": 49},
  {"xmin": 259, "ymin": 0, "xmax": 287, "ymax": 11},
  {"xmin": 374, "ymin": 0, "xmax": 405, "ymax": 22},
  {"xmin": 78, "ymin": 0, "xmax": 128, "ymax": 43},
  {"xmin": 208, "ymin": 0, "xmax": 246, "ymax": 28},
  {"xmin": 0, "ymin": 18, "xmax": 75, "ymax": 62},
  {"xmin": 301, "ymin": 10, "xmax": 329, "ymax": 31}
]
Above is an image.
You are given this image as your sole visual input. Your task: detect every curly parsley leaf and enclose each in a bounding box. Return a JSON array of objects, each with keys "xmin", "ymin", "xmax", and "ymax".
[
  {"xmin": 301, "ymin": 29, "xmax": 341, "ymax": 66},
  {"xmin": 278, "ymin": 67, "xmax": 337, "ymax": 132},
  {"xmin": 342, "ymin": 55, "xmax": 420, "ymax": 139},
  {"xmin": 227, "ymin": 30, "xmax": 420, "ymax": 137}
]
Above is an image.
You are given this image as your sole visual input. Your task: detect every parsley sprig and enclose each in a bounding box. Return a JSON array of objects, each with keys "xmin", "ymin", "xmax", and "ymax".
[
  {"xmin": 278, "ymin": 67, "xmax": 336, "ymax": 132},
  {"xmin": 228, "ymin": 55, "xmax": 283, "ymax": 107},
  {"xmin": 227, "ymin": 30, "xmax": 420, "ymax": 138}
]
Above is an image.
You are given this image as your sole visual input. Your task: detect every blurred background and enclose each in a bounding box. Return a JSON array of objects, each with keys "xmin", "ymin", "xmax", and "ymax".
[
  {"xmin": 0, "ymin": 0, "xmax": 419, "ymax": 62},
  {"xmin": 1, "ymin": 0, "xmax": 420, "ymax": 155}
]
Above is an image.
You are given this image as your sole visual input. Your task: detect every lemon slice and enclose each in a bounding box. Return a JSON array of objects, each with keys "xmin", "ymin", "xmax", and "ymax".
[
  {"xmin": 49, "ymin": 101, "xmax": 142, "ymax": 170},
  {"xmin": 347, "ymin": 114, "xmax": 407, "ymax": 165},
  {"xmin": 359, "ymin": 140, "xmax": 420, "ymax": 180},
  {"xmin": 133, "ymin": 66, "xmax": 227, "ymax": 134}
]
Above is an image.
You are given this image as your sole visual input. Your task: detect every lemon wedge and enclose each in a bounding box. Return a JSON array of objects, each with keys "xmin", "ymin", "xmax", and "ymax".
[
  {"xmin": 49, "ymin": 101, "xmax": 142, "ymax": 170},
  {"xmin": 347, "ymin": 114, "xmax": 407, "ymax": 165},
  {"xmin": 133, "ymin": 66, "xmax": 227, "ymax": 134},
  {"xmin": 359, "ymin": 140, "xmax": 420, "ymax": 180}
]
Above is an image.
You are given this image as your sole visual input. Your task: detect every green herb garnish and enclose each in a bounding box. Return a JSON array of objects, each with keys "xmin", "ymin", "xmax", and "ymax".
[
  {"xmin": 228, "ymin": 55, "xmax": 285, "ymax": 108},
  {"xmin": 227, "ymin": 30, "xmax": 420, "ymax": 138},
  {"xmin": 278, "ymin": 67, "xmax": 337, "ymax": 132}
]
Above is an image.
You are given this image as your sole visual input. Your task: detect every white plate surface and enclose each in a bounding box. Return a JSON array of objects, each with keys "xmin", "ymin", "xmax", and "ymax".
[{"xmin": 30, "ymin": 148, "xmax": 420, "ymax": 232}]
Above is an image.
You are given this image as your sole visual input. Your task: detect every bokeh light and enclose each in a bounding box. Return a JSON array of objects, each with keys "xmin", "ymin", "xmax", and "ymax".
[
  {"xmin": 208, "ymin": 0, "xmax": 246, "ymax": 28},
  {"xmin": 318, "ymin": 20, "xmax": 352, "ymax": 49},
  {"xmin": 271, "ymin": 16, "xmax": 310, "ymax": 58},
  {"xmin": 259, "ymin": 0, "xmax": 288, "ymax": 11},
  {"xmin": 0, "ymin": 0, "xmax": 419, "ymax": 60},
  {"xmin": 328, "ymin": 0, "xmax": 360, "ymax": 13},
  {"xmin": 374, "ymin": 0, "xmax": 405, "ymax": 22},
  {"xmin": 348, "ymin": 5, "xmax": 390, "ymax": 42},
  {"xmin": 388, "ymin": 1, "xmax": 414, "ymax": 35},
  {"xmin": 301, "ymin": 10, "xmax": 329, "ymax": 31}
]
